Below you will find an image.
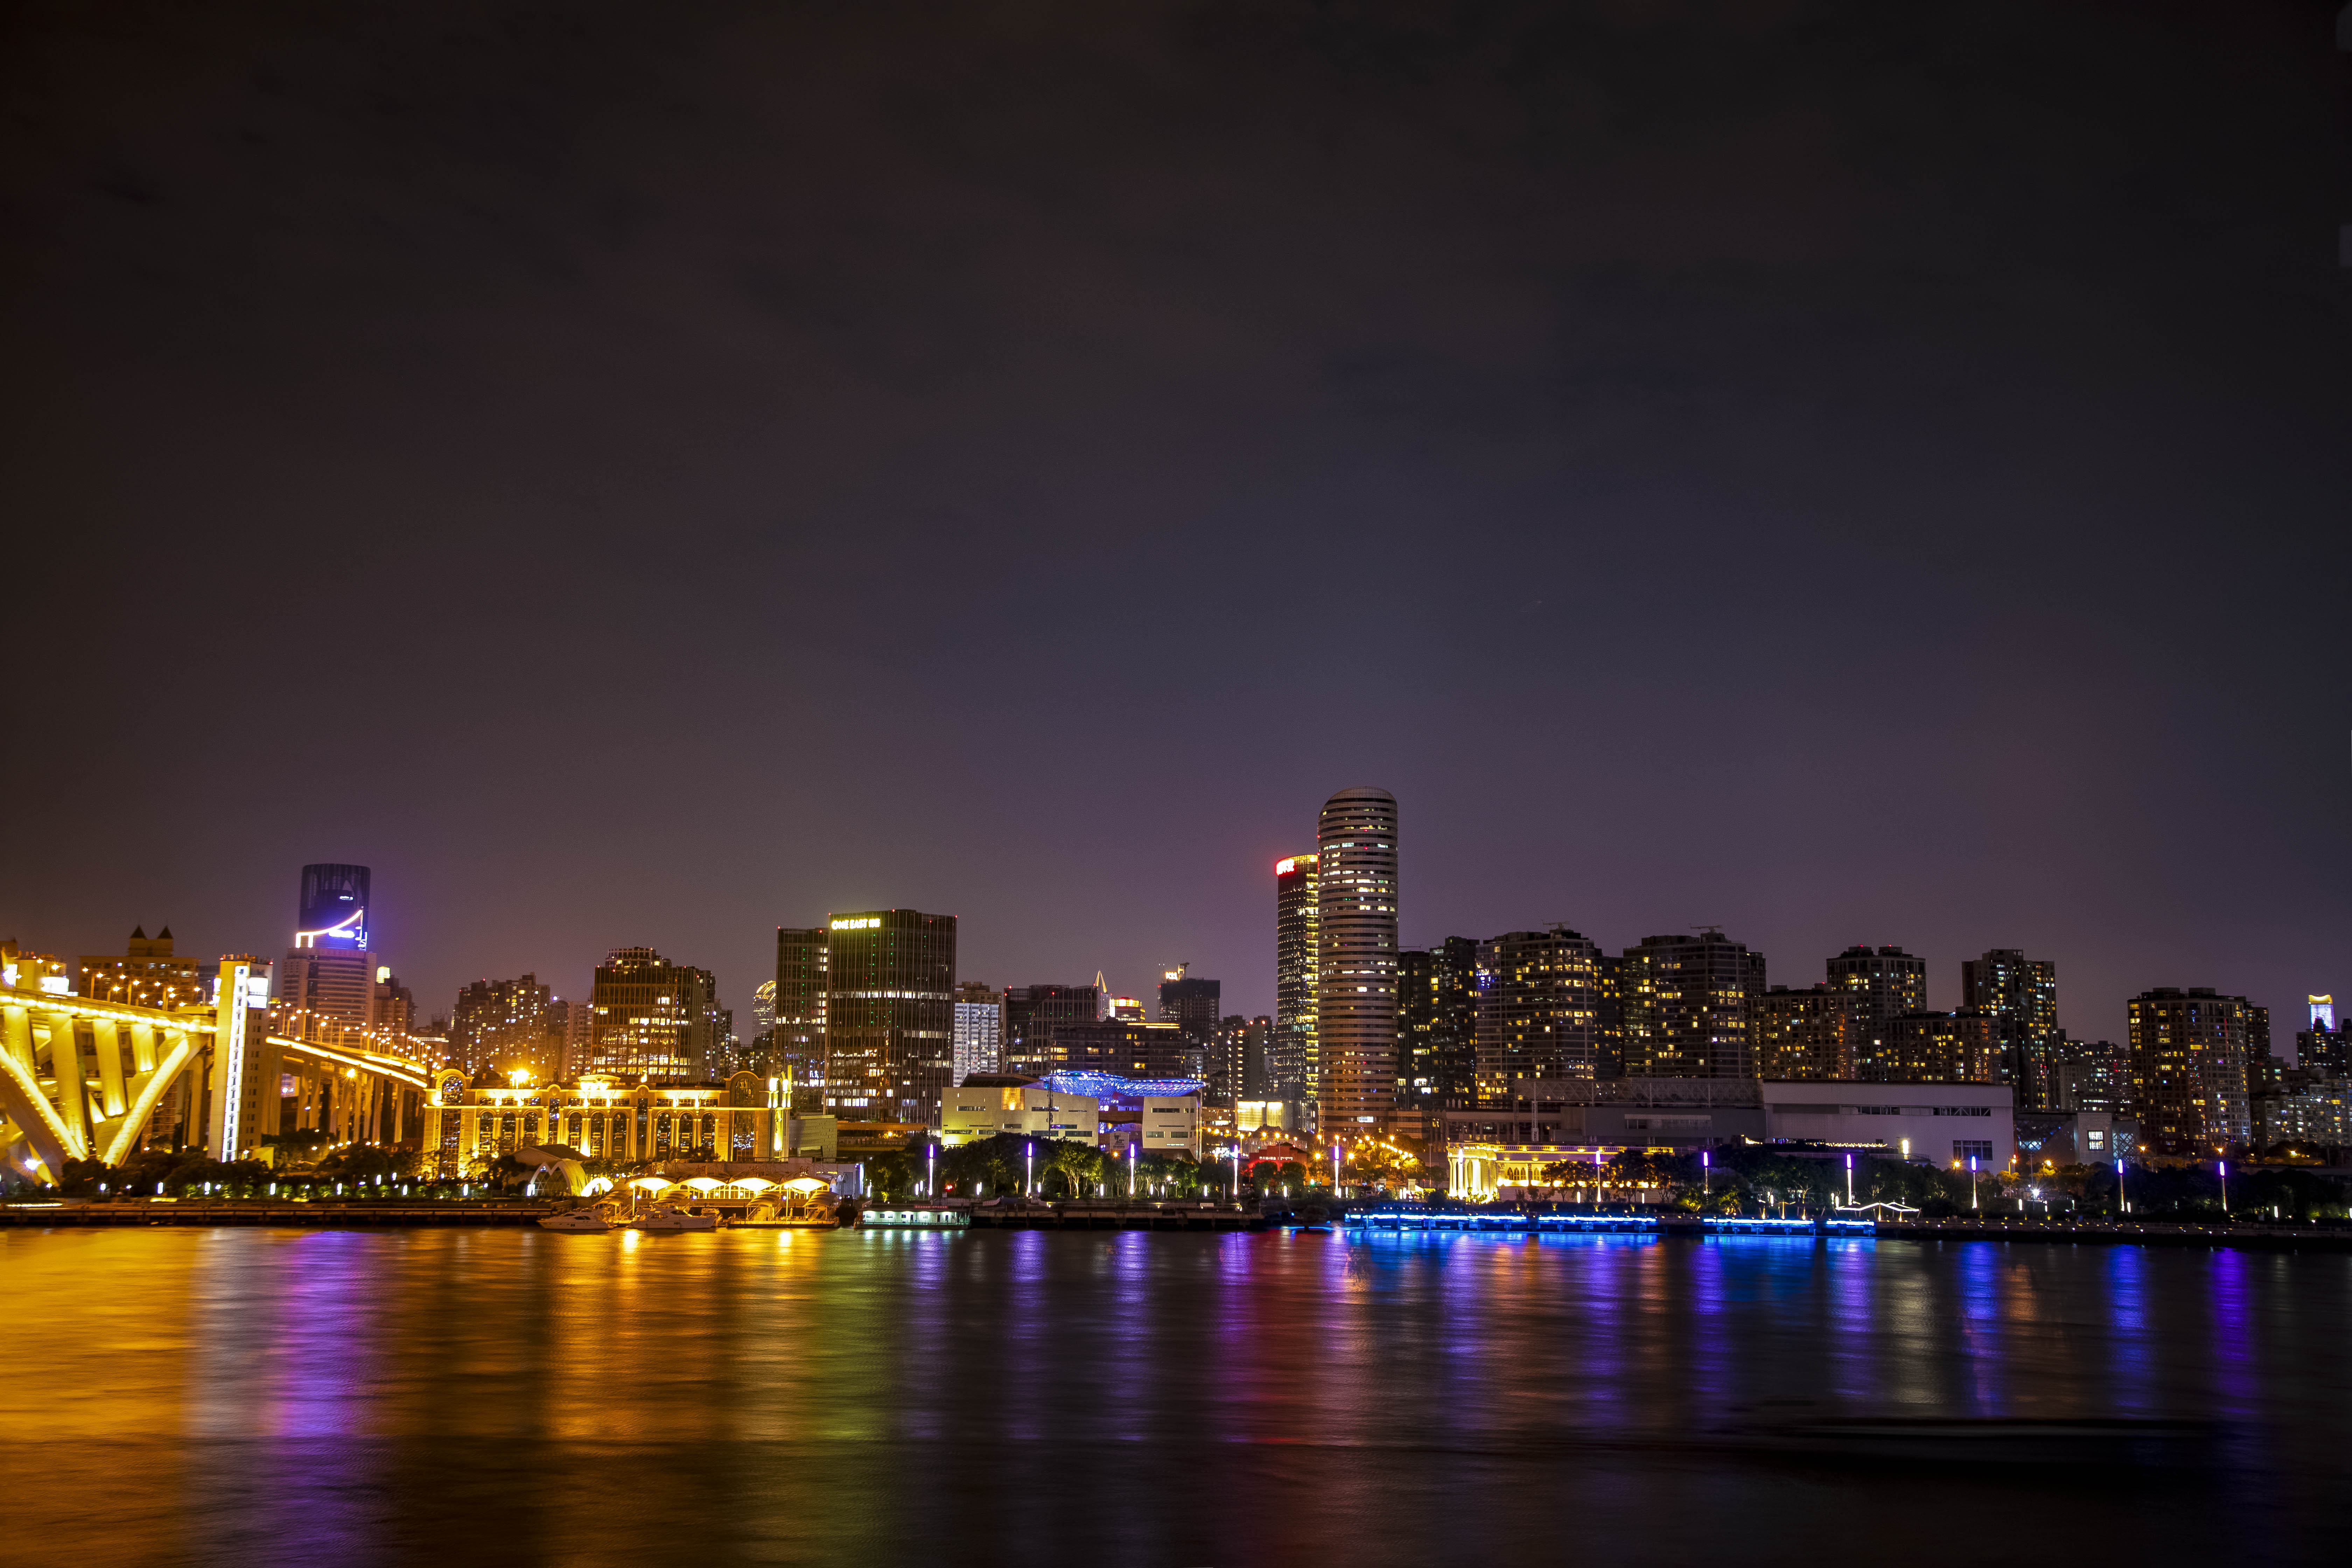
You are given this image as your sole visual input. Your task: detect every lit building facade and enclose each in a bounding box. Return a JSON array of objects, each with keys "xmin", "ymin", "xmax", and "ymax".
[
  {"xmin": 1398, "ymin": 937, "xmax": 1479, "ymax": 1114},
  {"xmin": 774, "ymin": 926, "xmax": 828, "ymax": 1105},
  {"xmin": 588, "ymin": 947, "xmax": 724, "ymax": 1081},
  {"xmin": 449, "ymin": 973, "xmax": 558, "ymax": 1077},
  {"xmin": 824, "ymin": 909, "xmax": 955, "ymax": 1123},
  {"xmin": 1753, "ymin": 985, "xmax": 1861, "ymax": 1080},
  {"xmin": 425, "ymin": 1068, "xmax": 785, "ymax": 1173},
  {"xmin": 1826, "ymin": 945, "xmax": 1927, "ymax": 1065},
  {"xmin": 1620, "ymin": 931, "xmax": 1764, "ymax": 1078},
  {"xmin": 1317, "ymin": 788, "xmax": 1399, "ymax": 1129},
  {"xmin": 1273, "ymin": 852, "xmax": 1319, "ymax": 1112},
  {"xmin": 1868, "ymin": 1009, "xmax": 2002, "ymax": 1083},
  {"xmin": 77, "ymin": 926, "xmax": 209, "ymax": 1011},
  {"xmin": 1960, "ymin": 948, "xmax": 2060, "ymax": 1107},
  {"xmin": 952, "ymin": 981, "xmax": 1003, "ymax": 1084},
  {"xmin": 2129, "ymin": 987, "xmax": 2257, "ymax": 1153},
  {"xmin": 1471, "ymin": 927, "xmax": 1608, "ymax": 1103},
  {"xmin": 936, "ymin": 1074, "xmax": 1101, "ymax": 1147}
]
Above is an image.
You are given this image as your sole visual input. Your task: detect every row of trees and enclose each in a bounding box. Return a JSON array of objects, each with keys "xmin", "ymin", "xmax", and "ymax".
[{"xmin": 1521, "ymin": 1146, "xmax": 2352, "ymax": 1222}]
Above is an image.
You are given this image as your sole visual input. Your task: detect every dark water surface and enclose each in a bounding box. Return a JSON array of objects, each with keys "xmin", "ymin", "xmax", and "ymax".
[{"xmin": 7, "ymin": 1226, "xmax": 2348, "ymax": 1566}]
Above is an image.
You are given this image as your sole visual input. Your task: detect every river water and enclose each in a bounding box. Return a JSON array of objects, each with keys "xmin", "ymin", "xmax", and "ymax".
[{"xmin": 6, "ymin": 1226, "xmax": 2347, "ymax": 1566}]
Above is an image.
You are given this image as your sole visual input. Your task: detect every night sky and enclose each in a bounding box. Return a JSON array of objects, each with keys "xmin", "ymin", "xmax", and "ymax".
[{"xmin": 4, "ymin": 1, "xmax": 2347, "ymax": 1045}]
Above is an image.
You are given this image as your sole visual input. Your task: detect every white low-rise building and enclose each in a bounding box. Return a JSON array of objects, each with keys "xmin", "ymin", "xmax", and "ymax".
[{"xmin": 1760, "ymin": 1081, "xmax": 2015, "ymax": 1169}]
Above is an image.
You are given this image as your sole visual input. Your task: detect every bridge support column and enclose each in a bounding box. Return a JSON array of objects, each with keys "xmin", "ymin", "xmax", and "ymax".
[
  {"xmin": 91, "ymin": 1021, "xmax": 127, "ymax": 1120},
  {"xmin": 44, "ymin": 1012, "xmax": 90, "ymax": 1158}
]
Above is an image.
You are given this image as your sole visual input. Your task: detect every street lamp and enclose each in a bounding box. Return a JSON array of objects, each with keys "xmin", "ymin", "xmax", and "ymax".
[
  {"xmin": 1700, "ymin": 1148, "xmax": 1710, "ymax": 1201},
  {"xmin": 1330, "ymin": 1142, "xmax": 1340, "ymax": 1196},
  {"xmin": 1969, "ymin": 1155, "xmax": 1979, "ymax": 1211},
  {"xmin": 926, "ymin": 1141, "xmax": 935, "ymax": 1199},
  {"xmin": 1843, "ymin": 1152, "xmax": 1854, "ymax": 1208},
  {"xmin": 1026, "ymin": 1140, "xmax": 1034, "ymax": 1198},
  {"xmin": 1230, "ymin": 1145, "xmax": 1240, "ymax": 1200},
  {"xmin": 2116, "ymin": 1153, "xmax": 2128, "ymax": 1214},
  {"xmin": 1129, "ymin": 1140, "xmax": 1138, "ymax": 1199},
  {"xmin": 2218, "ymin": 1158, "xmax": 2228, "ymax": 1216}
]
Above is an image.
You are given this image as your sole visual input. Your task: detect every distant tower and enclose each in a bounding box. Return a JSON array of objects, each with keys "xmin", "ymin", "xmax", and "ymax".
[
  {"xmin": 2313, "ymin": 995, "xmax": 2336, "ymax": 1031},
  {"xmin": 280, "ymin": 863, "xmax": 376, "ymax": 1030},
  {"xmin": 1273, "ymin": 853, "xmax": 1320, "ymax": 1110},
  {"xmin": 1317, "ymin": 787, "xmax": 1400, "ymax": 1131}
]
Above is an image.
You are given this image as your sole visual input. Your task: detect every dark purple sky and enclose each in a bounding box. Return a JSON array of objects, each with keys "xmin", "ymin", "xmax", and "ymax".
[{"xmin": 4, "ymin": 1, "xmax": 2347, "ymax": 1044}]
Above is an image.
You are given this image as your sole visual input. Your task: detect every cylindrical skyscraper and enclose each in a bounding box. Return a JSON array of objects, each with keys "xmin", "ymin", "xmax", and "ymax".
[{"xmin": 1316, "ymin": 787, "xmax": 1398, "ymax": 1132}]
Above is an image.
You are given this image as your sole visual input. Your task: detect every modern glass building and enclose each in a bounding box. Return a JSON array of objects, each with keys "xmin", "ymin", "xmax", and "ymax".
[
  {"xmin": 952, "ymin": 981, "xmax": 1003, "ymax": 1084},
  {"xmin": 1317, "ymin": 787, "xmax": 1399, "ymax": 1129},
  {"xmin": 1273, "ymin": 853, "xmax": 1319, "ymax": 1110},
  {"xmin": 774, "ymin": 926, "xmax": 829, "ymax": 1105},
  {"xmin": 1002, "ymin": 983, "xmax": 1102, "ymax": 1078},
  {"xmin": 824, "ymin": 909, "xmax": 956, "ymax": 1124}
]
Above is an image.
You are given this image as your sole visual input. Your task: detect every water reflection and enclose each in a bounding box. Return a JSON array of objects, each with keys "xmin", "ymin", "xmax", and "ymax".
[{"xmin": 1, "ymin": 1227, "xmax": 2344, "ymax": 1567}]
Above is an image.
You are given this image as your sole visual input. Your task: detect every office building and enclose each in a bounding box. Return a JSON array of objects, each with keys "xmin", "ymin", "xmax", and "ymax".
[
  {"xmin": 76, "ymin": 926, "xmax": 207, "ymax": 1010},
  {"xmin": 1620, "ymin": 930, "xmax": 1765, "ymax": 1078},
  {"xmin": 277, "ymin": 863, "xmax": 378, "ymax": 1032},
  {"xmin": 952, "ymin": 982, "xmax": 1004, "ymax": 1084},
  {"xmin": 1867, "ymin": 1009, "xmax": 2001, "ymax": 1083},
  {"xmin": 824, "ymin": 909, "xmax": 956, "ymax": 1123},
  {"xmin": 1158, "ymin": 965, "xmax": 1222, "ymax": 1064},
  {"xmin": 1003, "ymin": 983, "xmax": 1102, "ymax": 1077},
  {"xmin": 450, "ymin": 973, "xmax": 560, "ymax": 1078},
  {"xmin": 2128, "ymin": 987, "xmax": 2257, "ymax": 1154},
  {"xmin": 1273, "ymin": 852, "xmax": 1319, "ymax": 1111},
  {"xmin": 1317, "ymin": 787, "xmax": 1399, "ymax": 1129},
  {"xmin": 1753, "ymin": 985, "xmax": 1862, "ymax": 1080},
  {"xmin": 1826, "ymin": 945, "xmax": 1927, "ymax": 1065},
  {"xmin": 1961, "ymin": 949, "xmax": 2060, "ymax": 1107},
  {"xmin": 587, "ymin": 947, "xmax": 724, "ymax": 1081},
  {"xmin": 774, "ymin": 926, "xmax": 828, "ymax": 1105},
  {"xmin": 1470, "ymin": 927, "xmax": 1608, "ymax": 1103}
]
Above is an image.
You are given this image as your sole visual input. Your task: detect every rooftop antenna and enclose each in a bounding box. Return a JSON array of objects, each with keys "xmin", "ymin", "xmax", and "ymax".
[{"xmin": 1690, "ymin": 924, "xmax": 1724, "ymax": 936}]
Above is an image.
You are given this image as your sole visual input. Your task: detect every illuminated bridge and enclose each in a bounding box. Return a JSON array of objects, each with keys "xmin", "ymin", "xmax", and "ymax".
[{"xmin": 1, "ymin": 959, "xmax": 433, "ymax": 1185}]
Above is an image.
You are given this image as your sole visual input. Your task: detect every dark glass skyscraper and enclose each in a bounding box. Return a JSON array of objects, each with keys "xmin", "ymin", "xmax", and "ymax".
[
  {"xmin": 824, "ymin": 909, "xmax": 956, "ymax": 1123},
  {"xmin": 774, "ymin": 926, "xmax": 828, "ymax": 1106},
  {"xmin": 296, "ymin": 863, "xmax": 371, "ymax": 948},
  {"xmin": 1003, "ymin": 983, "xmax": 1102, "ymax": 1077},
  {"xmin": 1158, "ymin": 965, "xmax": 1222, "ymax": 1065}
]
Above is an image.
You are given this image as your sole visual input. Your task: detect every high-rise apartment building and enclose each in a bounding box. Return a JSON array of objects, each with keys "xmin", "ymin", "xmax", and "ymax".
[
  {"xmin": 952, "ymin": 981, "xmax": 1004, "ymax": 1084},
  {"xmin": 588, "ymin": 947, "xmax": 724, "ymax": 1081},
  {"xmin": 1273, "ymin": 853, "xmax": 1318, "ymax": 1107},
  {"xmin": 2128, "ymin": 987, "xmax": 2257, "ymax": 1153},
  {"xmin": 2298, "ymin": 1016, "xmax": 2350, "ymax": 1077},
  {"xmin": 1003, "ymin": 983, "xmax": 1102, "ymax": 1077},
  {"xmin": 279, "ymin": 863, "xmax": 378, "ymax": 1031},
  {"xmin": 2049, "ymin": 1034, "xmax": 2131, "ymax": 1113},
  {"xmin": 1471, "ymin": 927, "xmax": 1608, "ymax": 1102},
  {"xmin": 77, "ymin": 926, "xmax": 206, "ymax": 1010},
  {"xmin": 1158, "ymin": 965, "xmax": 1222, "ymax": 1062},
  {"xmin": 1621, "ymin": 931, "xmax": 1765, "ymax": 1078},
  {"xmin": 1754, "ymin": 985, "xmax": 1862, "ymax": 1080},
  {"xmin": 450, "ymin": 973, "xmax": 558, "ymax": 1077},
  {"xmin": 1826, "ymin": 945, "xmax": 1927, "ymax": 1065},
  {"xmin": 824, "ymin": 909, "xmax": 955, "ymax": 1123},
  {"xmin": 774, "ymin": 926, "xmax": 828, "ymax": 1105},
  {"xmin": 1960, "ymin": 949, "xmax": 2059, "ymax": 1107},
  {"xmin": 1209, "ymin": 1013, "xmax": 1265, "ymax": 1105},
  {"xmin": 1317, "ymin": 788, "xmax": 1399, "ymax": 1129},
  {"xmin": 1869, "ymin": 1009, "xmax": 2001, "ymax": 1083}
]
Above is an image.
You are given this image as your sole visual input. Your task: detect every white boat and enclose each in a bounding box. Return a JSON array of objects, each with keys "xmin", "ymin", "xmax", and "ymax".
[
  {"xmin": 538, "ymin": 1208, "xmax": 615, "ymax": 1232},
  {"xmin": 630, "ymin": 1203, "xmax": 719, "ymax": 1232}
]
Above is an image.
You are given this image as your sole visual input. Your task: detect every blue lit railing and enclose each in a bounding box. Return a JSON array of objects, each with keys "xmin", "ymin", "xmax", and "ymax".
[
  {"xmin": 1343, "ymin": 1209, "xmax": 1659, "ymax": 1233},
  {"xmin": 861, "ymin": 1208, "xmax": 970, "ymax": 1228},
  {"xmin": 1707, "ymin": 1215, "xmax": 1873, "ymax": 1234}
]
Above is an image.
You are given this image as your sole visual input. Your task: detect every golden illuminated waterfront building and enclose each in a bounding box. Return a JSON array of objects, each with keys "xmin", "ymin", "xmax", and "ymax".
[{"xmin": 426, "ymin": 1069, "xmax": 794, "ymax": 1171}]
